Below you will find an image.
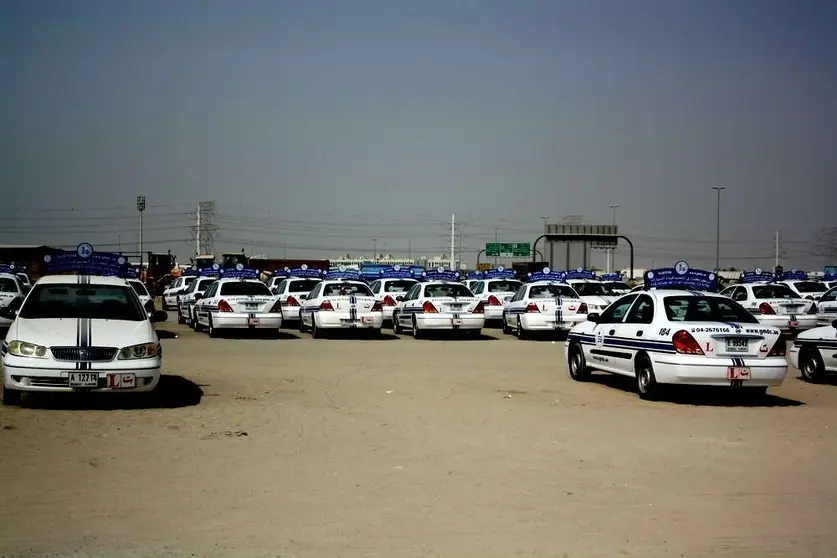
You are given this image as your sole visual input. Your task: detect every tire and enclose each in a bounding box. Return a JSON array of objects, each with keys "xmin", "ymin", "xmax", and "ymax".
[
  {"xmin": 516, "ymin": 317, "xmax": 529, "ymax": 340},
  {"xmin": 177, "ymin": 308, "xmax": 185, "ymax": 325},
  {"xmin": 311, "ymin": 316, "xmax": 322, "ymax": 339},
  {"xmin": 299, "ymin": 316, "xmax": 308, "ymax": 334},
  {"xmin": 800, "ymin": 348, "xmax": 826, "ymax": 383},
  {"xmin": 2, "ymin": 385, "xmax": 21, "ymax": 407},
  {"xmin": 502, "ymin": 313, "xmax": 512, "ymax": 335},
  {"xmin": 192, "ymin": 311, "xmax": 203, "ymax": 332},
  {"xmin": 392, "ymin": 313, "xmax": 402, "ymax": 335},
  {"xmin": 568, "ymin": 343, "xmax": 591, "ymax": 382},
  {"xmin": 412, "ymin": 316, "xmax": 423, "ymax": 339},
  {"xmin": 635, "ymin": 354, "xmax": 659, "ymax": 400},
  {"xmin": 208, "ymin": 315, "xmax": 220, "ymax": 338}
]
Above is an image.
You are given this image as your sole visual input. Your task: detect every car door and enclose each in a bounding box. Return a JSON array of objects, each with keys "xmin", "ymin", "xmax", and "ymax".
[
  {"xmin": 195, "ymin": 281, "xmax": 218, "ymax": 323},
  {"xmin": 817, "ymin": 287, "xmax": 837, "ymax": 325},
  {"xmin": 302, "ymin": 283, "xmax": 323, "ymax": 326},
  {"xmin": 619, "ymin": 294, "xmax": 656, "ymax": 375},
  {"xmin": 396, "ymin": 284, "xmax": 420, "ymax": 327},
  {"xmin": 585, "ymin": 294, "xmax": 638, "ymax": 374}
]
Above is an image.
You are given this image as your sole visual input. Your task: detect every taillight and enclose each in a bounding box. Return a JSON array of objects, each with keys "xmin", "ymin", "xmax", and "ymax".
[
  {"xmin": 487, "ymin": 295, "xmax": 503, "ymax": 306},
  {"xmin": 422, "ymin": 301, "xmax": 438, "ymax": 313},
  {"xmin": 269, "ymin": 300, "xmax": 282, "ymax": 313},
  {"xmin": 383, "ymin": 295, "xmax": 397, "ymax": 306},
  {"xmin": 320, "ymin": 300, "xmax": 334, "ymax": 311},
  {"xmin": 672, "ymin": 330, "xmax": 704, "ymax": 355},
  {"xmin": 371, "ymin": 301, "xmax": 383, "ymax": 312},
  {"xmin": 758, "ymin": 302, "xmax": 775, "ymax": 315},
  {"xmin": 218, "ymin": 300, "xmax": 234, "ymax": 313},
  {"xmin": 767, "ymin": 338, "xmax": 786, "ymax": 357},
  {"xmin": 577, "ymin": 302, "xmax": 588, "ymax": 314},
  {"xmin": 473, "ymin": 301, "xmax": 485, "ymax": 314},
  {"xmin": 808, "ymin": 303, "xmax": 818, "ymax": 315},
  {"xmin": 286, "ymin": 296, "xmax": 300, "ymax": 306},
  {"xmin": 526, "ymin": 302, "xmax": 540, "ymax": 313}
]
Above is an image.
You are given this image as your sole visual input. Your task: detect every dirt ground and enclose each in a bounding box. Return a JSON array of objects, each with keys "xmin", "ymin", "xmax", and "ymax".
[{"xmin": 2, "ymin": 317, "xmax": 837, "ymax": 558}]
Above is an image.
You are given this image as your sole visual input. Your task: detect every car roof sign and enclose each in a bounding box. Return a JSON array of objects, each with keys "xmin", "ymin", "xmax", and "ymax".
[
  {"xmin": 740, "ymin": 269, "xmax": 776, "ymax": 284},
  {"xmin": 42, "ymin": 244, "xmax": 137, "ymax": 278},
  {"xmin": 644, "ymin": 263, "xmax": 717, "ymax": 291},
  {"xmin": 561, "ymin": 269, "xmax": 597, "ymax": 280},
  {"xmin": 220, "ymin": 267, "xmax": 259, "ymax": 279},
  {"xmin": 422, "ymin": 269, "xmax": 461, "ymax": 281}
]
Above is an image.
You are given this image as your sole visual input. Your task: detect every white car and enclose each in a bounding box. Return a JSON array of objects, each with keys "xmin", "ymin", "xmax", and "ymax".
[
  {"xmin": 565, "ymin": 265, "xmax": 787, "ymax": 400},
  {"xmin": 777, "ymin": 270, "xmax": 826, "ymax": 301},
  {"xmin": 298, "ymin": 268, "xmax": 383, "ymax": 337},
  {"xmin": 469, "ymin": 268, "xmax": 523, "ymax": 323},
  {"xmin": 0, "ymin": 271, "xmax": 27, "ymax": 328},
  {"xmin": 464, "ymin": 278, "xmax": 481, "ymax": 292},
  {"xmin": 789, "ymin": 320, "xmax": 837, "ymax": 383},
  {"xmin": 177, "ymin": 274, "xmax": 219, "ymax": 326},
  {"xmin": 564, "ymin": 269, "xmax": 616, "ymax": 314},
  {"xmin": 815, "ymin": 286, "xmax": 837, "ymax": 326},
  {"xmin": 15, "ymin": 272, "xmax": 31, "ymax": 289},
  {"xmin": 162, "ymin": 273, "xmax": 199, "ymax": 310},
  {"xmin": 270, "ymin": 267, "xmax": 323, "ymax": 326},
  {"xmin": 600, "ymin": 274, "xmax": 631, "ymax": 296},
  {"xmin": 1, "ymin": 274, "xmax": 167, "ymax": 405},
  {"xmin": 368, "ymin": 267, "xmax": 419, "ymax": 323},
  {"xmin": 502, "ymin": 270, "xmax": 588, "ymax": 338},
  {"xmin": 192, "ymin": 267, "xmax": 283, "ymax": 337},
  {"xmin": 127, "ymin": 278, "xmax": 155, "ymax": 312},
  {"xmin": 391, "ymin": 270, "xmax": 485, "ymax": 338},
  {"xmin": 720, "ymin": 273, "xmax": 817, "ymax": 333}
]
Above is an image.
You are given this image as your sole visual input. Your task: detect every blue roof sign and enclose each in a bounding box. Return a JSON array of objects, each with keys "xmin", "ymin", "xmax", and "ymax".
[
  {"xmin": 182, "ymin": 268, "xmax": 199, "ymax": 277},
  {"xmin": 422, "ymin": 269, "xmax": 461, "ymax": 281},
  {"xmin": 562, "ymin": 268, "xmax": 597, "ymax": 280},
  {"xmin": 823, "ymin": 273, "xmax": 837, "ymax": 282},
  {"xmin": 378, "ymin": 265, "xmax": 416, "ymax": 279},
  {"xmin": 43, "ymin": 244, "xmax": 135, "ymax": 278},
  {"xmin": 740, "ymin": 269, "xmax": 775, "ymax": 284},
  {"xmin": 198, "ymin": 268, "xmax": 221, "ymax": 277},
  {"xmin": 0, "ymin": 264, "xmax": 17, "ymax": 274},
  {"xmin": 483, "ymin": 266, "xmax": 516, "ymax": 279},
  {"xmin": 778, "ymin": 269, "xmax": 808, "ymax": 281},
  {"xmin": 599, "ymin": 273, "xmax": 624, "ymax": 282},
  {"xmin": 644, "ymin": 261, "xmax": 718, "ymax": 291},
  {"xmin": 527, "ymin": 267, "xmax": 565, "ymax": 282},
  {"xmin": 220, "ymin": 268, "xmax": 259, "ymax": 279},
  {"xmin": 324, "ymin": 267, "xmax": 363, "ymax": 280},
  {"xmin": 284, "ymin": 264, "xmax": 323, "ymax": 278}
]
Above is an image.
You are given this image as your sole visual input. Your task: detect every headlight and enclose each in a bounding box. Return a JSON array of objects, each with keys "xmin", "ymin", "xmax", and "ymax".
[
  {"xmin": 118, "ymin": 343, "xmax": 160, "ymax": 360},
  {"xmin": 6, "ymin": 340, "xmax": 49, "ymax": 358}
]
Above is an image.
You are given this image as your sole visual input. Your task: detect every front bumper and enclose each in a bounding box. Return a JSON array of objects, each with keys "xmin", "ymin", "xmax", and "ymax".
[
  {"xmin": 315, "ymin": 311, "xmax": 383, "ymax": 329},
  {"xmin": 519, "ymin": 313, "xmax": 586, "ymax": 331},
  {"xmin": 415, "ymin": 313, "xmax": 485, "ymax": 330},
  {"xmin": 651, "ymin": 355, "xmax": 788, "ymax": 387},
  {"xmin": 212, "ymin": 312, "xmax": 283, "ymax": 329},
  {"xmin": 3, "ymin": 360, "xmax": 161, "ymax": 393}
]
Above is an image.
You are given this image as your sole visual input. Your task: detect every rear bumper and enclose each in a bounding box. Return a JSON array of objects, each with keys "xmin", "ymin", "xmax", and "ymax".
[
  {"xmin": 484, "ymin": 306, "xmax": 505, "ymax": 320},
  {"xmin": 383, "ymin": 306, "xmax": 397, "ymax": 321},
  {"xmin": 519, "ymin": 313, "xmax": 586, "ymax": 331},
  {"xmin": 281, "ymin": 306, "xmax": 302, "ymax": 322},
  {"xmin": 415, "ymin": 313, "xmax": 485, "ymax": 330},
  {"xmin": 759, "ymin": 314, "xmax": 818, "ymax": 331},
  {"xmin": 315, "ymin": 312, "xmax": 383, "ymax": 329},
  {"xmin": 2, "ymin": 361, "xmax": 161, "ymax": 393},
  {"xmin": 817, "ymin": 313, "xmax": 837, "ymax": 326},
  {"xmin": 213, "ymin": 313, "xmax": 282, "ymax": 329},
  {"xmin": 651, "ymin": 355, "xmax": 788, "ymax": 387}
]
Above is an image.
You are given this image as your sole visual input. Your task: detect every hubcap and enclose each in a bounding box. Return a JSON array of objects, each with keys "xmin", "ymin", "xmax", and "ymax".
[
  {"xmin": 639, "ymin": 368, "xmax": 650, "ymax": 390},
  {"xmin": 572, "ymin": 353, "xmax": 581, "ymax": 375}
]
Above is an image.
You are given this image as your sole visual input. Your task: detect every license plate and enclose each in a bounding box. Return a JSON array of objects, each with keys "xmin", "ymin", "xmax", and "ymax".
[
  {"xmin": 340, "ymin": 319, "xmax": 357, "ymax": 325},
  {"xmin": 727, "ymin": 367, "xmax": 751, "ymax": 380},
  {"xmin": 361, "ymin": 316, "xmax": 373, "ymax": 324},
  {"xmin": 248, "ymin": 317, "xmax": 260, "ymax": 325},
  {"xmin": 789, "ymin": 320, "xmax": 799, "ymax": 328},
  {"xmin": 725, "ymin": 338, "xmax": 748, "ymax": 353},
  {"xmin": 451, "ymin": 318, "xmax": 462, "ymax": 325},
  {"xmin": 68, "ymin": 372, "xmax": 99, "ymax": 388},
  {"xmin": 245, "ymin": 304, "xmax": 259, "ymax": 310},
  {"xmin": 108, "ymin": 373, "xmax": 136, "ymax": 389}
]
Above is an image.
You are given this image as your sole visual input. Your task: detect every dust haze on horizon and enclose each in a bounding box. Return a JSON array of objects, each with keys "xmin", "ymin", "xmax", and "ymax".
[{"xmin": 2, "ymin": 0, "xmax": 836, "ymax": 270}]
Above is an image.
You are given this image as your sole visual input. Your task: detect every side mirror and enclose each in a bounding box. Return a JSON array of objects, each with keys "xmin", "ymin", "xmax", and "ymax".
[
  {"xmin": 504, "ymin": 296, "xmax": 512, "ymax": 302},
  {"xmin": 395, "ymin": 295, "xmax": 404, "ymax": 302},
  {"xmin": 151, "ymin": 310, "xmax": 168, "ymax": 323},
  {"xmin": 192, "ymin": 292, "xmax": 203, "ymax": 301},
  {"xmin": 832, "ymin": 319, "xmax": 837, "ymax": 329},
  {"xmin": 587, "ymin": 313, "xmax": 600, "ymax": 323},
  {"xmin": 299, "ymin": 294, "xmax": 308, "ymax": 300},
  {"xmin": 0, "ymin": 306, "xmax": 17, "ymax": 320}
]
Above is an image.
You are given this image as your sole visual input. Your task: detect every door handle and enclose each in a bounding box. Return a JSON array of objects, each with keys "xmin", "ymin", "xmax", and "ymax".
[
  {"xmin": 636, "ymin": 330, "xmax": 643, "ymax": 336},
  {"xmin": 609, "ymin": 329, "xmax": 615, "ymax": 335}
]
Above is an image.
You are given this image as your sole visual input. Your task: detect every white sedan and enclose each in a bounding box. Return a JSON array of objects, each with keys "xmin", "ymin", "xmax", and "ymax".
[
  {"xmin": 192, "ymin": 269, "xmax": 283, "ymax": 337},
  {"xmin": 272, "ymin": 272, "xmax": 323, "ymax": 326},
  {"xmin": 566, "ymin": 279, "xmax": 787, "ymax": 400},
  {"xmin": 563, "ymin": 270, "xmax": 617, "ymax": 314},
  {"xmin": 368, "ymin": 268, "xmax": 419, "ymax": 323},
  {"xmin": 778, "ymin": 270, "xmax": 827, "ymax": 300},
  {"xmin": 162, "ymin": 273, "xmax": 199, "ymax": 310},
  {"xmin": 298, "ymin": 271, "xmax": 383, "ymax": 337},
  {"xmin": 600, "ymin": 274, "xmax": 631, "ymax": 296},
  {"xmin": 720, "ymin": 279, "xmax": 817, "ymax": 333},
  {"xmin": 789, "ymin": 319, "xmax": 837, "ymax": 383},
  {"xmin": 1, "ymin": 274, "xmax": 167, "ymax": 405},
  {"xmin": 502, "ymin": 272, "xmax": 588, "ymax": 338},
  {"xmin": 815, "ymin": 286, "xmax": 837, "ymax": 326},
  {"xmin": 177, "ymin": 275, "xmax": 219, "ymax": 326},
  {"xmin": 392, "ymin": 273, "xmax": 485, "ymax": 338},
  {"xmin": 469, "ymin": 268, "xmax": 523, "ymax": 323},
  {"xmin": 0, "ymin": 271, "xmax": 27, "ymax": 328}
]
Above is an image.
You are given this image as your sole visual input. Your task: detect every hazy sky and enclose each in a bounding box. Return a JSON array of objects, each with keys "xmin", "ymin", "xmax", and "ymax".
[{"xmin": 2, "ymin": 0, "xmax": 836, "ymax": 270}]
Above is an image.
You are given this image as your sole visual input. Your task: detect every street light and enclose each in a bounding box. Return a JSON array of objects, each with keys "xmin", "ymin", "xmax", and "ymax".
[
  {"xmin": 372, "ymin": 238, "xmax": 378, "ymax": 263},
  {"xmin": 712, "ymin": 187, "xmax": 725, "ymax": 271},
  {"xmin": 607, "ymin": 204, "xmax": 619, "ymax": 273},
  {"xmin": 136, "ymin": 195, "xmax": 146, "ymax": 271}
]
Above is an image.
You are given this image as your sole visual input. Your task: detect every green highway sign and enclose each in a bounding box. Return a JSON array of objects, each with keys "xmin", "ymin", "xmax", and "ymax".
[{"xmin": 485, "ymin": 242, "xmax": 531, "ymax": 258}]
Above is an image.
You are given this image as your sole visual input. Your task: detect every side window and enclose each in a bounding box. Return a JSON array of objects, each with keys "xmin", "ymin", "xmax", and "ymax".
[
  {"xmin": 820, "ymin": 288, "xmax": 837, "ymax": 302},
  {"xmin": 625, "ymin": 295, "xmax": 654, "ymax": 324},
  {"xmin": 203, "ymin": 283, "xmax": 217, "ymax": 299},
  {"xmin": 512, "ymin": 286, "xmax": 526, "ymax": 302},
  {"xmin": 309, "ymin": 284, "xmax": 322, "ymax": 299},
  {"xmin": 597, "ymin": 294, "xmax": 638, "ymax": 324},
  {"xmin": 275, "ymin": 280, "xmax": 287, "ymax": 294},
  {"xmin": 730, "ymin": 287, "xmax": 745, "ymax": 302},
  {"xmin": 472, "ymin": 281, "xmax": 484, "ymax": 295},
  {"xmin": 406, "ymin": 285, "xmax": 420, "ymax": 300},
  {"xmin": 370, "ymin": 281, "xmax": 381, "ymax": 294},
  {"xmin": 720, "ymin": 287, "xmax": 735, "ymax": 298}
]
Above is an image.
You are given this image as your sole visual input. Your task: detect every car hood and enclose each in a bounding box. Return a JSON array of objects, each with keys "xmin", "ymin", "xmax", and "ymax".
[
  {"xmin": 796, "ymin": 325, "xmax": 837, "ymax": 342},
  {"xmin": 9, "ymin": 317, "xmax": 157, "ymax": 347}
]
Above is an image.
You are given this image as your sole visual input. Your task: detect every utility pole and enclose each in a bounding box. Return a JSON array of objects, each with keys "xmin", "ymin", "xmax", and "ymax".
[
  {"xmin": 494, "ymin": 225, "xmax": 499, "ymax": 267},
  {"xmin": 195, "ymin": 202, "xmax": 201, "ymax": 255},
  {"xmin": 191, "ymin": 201, "xmax": 219, "ymax": 256},
  {"xmin": 136, "ymin": 195, "xmax": 146, "ymax": 270},
  {"xmin": 117, "ymin": 235, "xmax": 121, "ymax": 252},
  {"xmin": 712, "ymin": 187, "xmax": 726, "ymax": 271},
  {"xmin": 450, "ymin": 214, "xmax": 456, "ymax": 270},
  {"xmin": 775, "ymin": 230, "xmax": 780, "ymax": 268},
  {"xmin": 607, "ymin": 204, "xmax": 619, "ymax": 273},
  {"xmin": 372, "ymin": 238, "xmax": 377, "ymax": 262}
]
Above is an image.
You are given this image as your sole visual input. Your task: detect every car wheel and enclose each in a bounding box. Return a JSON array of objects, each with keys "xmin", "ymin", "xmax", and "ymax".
[
  {"xmin": 208, "ymin": 315, "xmax": 220, "ymax": 338},
  {"xmin": 311, "ymin": 317, "xmax": 322, "ymax": 338},
  {"xmin": 392, "ymin": 313, "xmax": 402, "ymax": 334},
  {"xmin": 568, "ymin": 343, "xmax": 591, "ymax": 382},
  {"xmin": 516, "ymin": 317, "xmax": 529, "ymax": 340},
  {"xmin": 299, "ymin": 315, "xmax": 308, "ymax": 333},
  {"xmin": 2, "ymin": 386, "xmax": 21, "ymax": 406},
  {"xmin": 635, "ymin": 354, "xmax": 659, "ymax": 400},
  {"xmin": 800, "ymin": 348, "xmax": 826, "ymax": 383},
  {"xmin": 177, "ymin": 308, "xmax": 185, "ymax": 325},
  {"xmin": 412, "ymin": 316, "xmax": 423, "ymax": 339},
  {"xmin": 502, "ymin": 313, "xmax": 512, "ymax": 335}
]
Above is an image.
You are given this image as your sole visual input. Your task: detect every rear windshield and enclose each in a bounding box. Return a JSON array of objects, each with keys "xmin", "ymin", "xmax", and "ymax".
[
  {"xmin": 322, "ymin": 282, "xmax": 373, "ymax": 296},
  {"xmin": 289, "ymin": 279, "xmax": 321, "ymax": 293},
  {"xmin": 19, "ymin": 284, "xmax": 146, "ymax": 321},
  {"xmin": 128, "ymin": 280, "xmax": 150, "ymax": 297},
  {"xmin": 752, "ymin": 285, "xmax": 800, "ymax": 300},
  {"xmin": 195, "ymin": 278, "xmax": 215, "ymax": 292},
  {"xmin": 219, "ymin": 281, "xmax": 272, "ymax": 297},
  {"xmin": 423, "ymin": 283, "xmax": 473, "ymax": 298},
  {"xmin": 0, "ymin": 278, "xmax": 18, "ymax": 293},
  {"xmin": 571, "ymin": 282, "xmax": 613, "ymax": 297},
  {"xmin": 793, "ymin": 281, "xmax": 826, "ymax": 293},
  {"xmin": 663, "ymin": 296, "xmax": 758, "ymax": 324},
  {"xmin": 383, "ymin": 279, "xmax": 418, "ymax": 293},
  {"xmin": 183, "ymin": 276, "xmax": 196, "ymax": 286},
  {"xmin": 529, "ymin": 285, "xmax": 578, "ymax": 299},
  {"xmin": 488, "ymin": 280, "xmax": 522, "ymax": 293}
]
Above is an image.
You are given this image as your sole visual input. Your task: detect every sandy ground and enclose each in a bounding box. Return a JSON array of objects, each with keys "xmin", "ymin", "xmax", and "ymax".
[{"xmin": 2, "ymin": 317, "xmax": 837, "ymax": 558}]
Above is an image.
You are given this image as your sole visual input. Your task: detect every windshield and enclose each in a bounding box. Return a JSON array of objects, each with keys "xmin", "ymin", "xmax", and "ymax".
[
  {"xmin": 423, "ymin": 283, "xmax": 473, "ymax": 298},
  {"xmin": 383, "ymin": 279, "xmax": 418, "ymax": 293},
  {"xmin": 19, "ymin": 284, "xmax": 146, "ymax": 321},
  {"xmin": 195, "ymin": 278, "xmax": 215, "ymax": 292},
  {"xmin": 663, "ymin": 296, "xmax": 759, "ymax": 324},
  {"xmin": 16, "ymin": 274, "xmax": 30, "ymax": 285},
  {"xmin": 323, "ymin": 282, "xmax": 373, "ymax": 296},
  {"xmin": 793, "ymin": 281, "xmax": 826, "ymax": 293},
  {"xmin": 752, "ymin": 285, "xmax": 800, "ymax": 300},
  {"xmin": 128, "ymin": 280, "xmax": 150, "ymax": 297},
  {"xmin": 488, "ymin": 280, "xmax": 522, "ymax": 293},
  {"xmin": 529, "ymin": 285, "xmax": 578, "ymax": 299},
  {"xmin": 571, "ymin": 282, "xmax": 613, "ymax": 297},
  {"xmin": 219, "ymin": 281, "xmax": 272, "ymax": 297},
  {"xmin": 183, "ymin": 276, "xmax": 196, "ymax": 286},
  {"xmin": 289, "ymin": 279, "xmax": 321, "ymax": 293},
  {"xmin": 0, "ymin": 278, "xmax": 18, "ymax": 293}
]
